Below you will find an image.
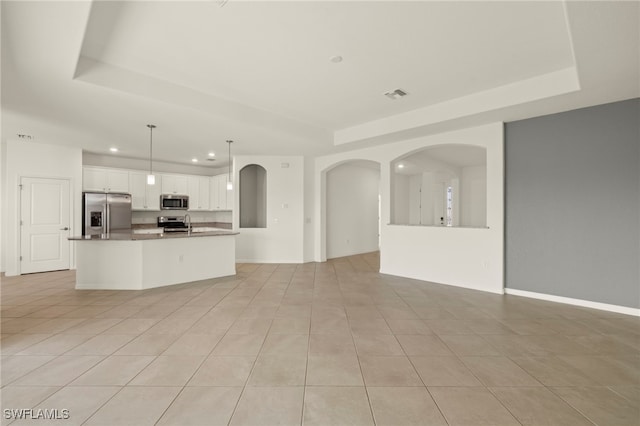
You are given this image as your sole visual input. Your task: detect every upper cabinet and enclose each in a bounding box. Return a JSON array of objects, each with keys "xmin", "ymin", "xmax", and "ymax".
[
  {"xmin": 210, "ymin": 174, "xmax": 232, "ymax": 211},
  {"xmin": 129, "ymin": 172, "xmax": 161, "ymax": 211},
  {"xmin": 83, "ymin": 167, "xmax": 129, "ymax": 193},
  {"xmin": 187, "ymin": 176, "xmax": 211, "ymax": 211},
  {"xmin": 160, "ymin": 174, "xmax": 188, "ymax": 195},
  {"xmin": 82, "ymin": 166, "xmax": 232, "ymax": 212}
]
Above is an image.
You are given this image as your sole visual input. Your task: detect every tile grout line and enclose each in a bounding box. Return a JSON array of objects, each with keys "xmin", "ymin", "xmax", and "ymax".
[{"xmin": 224, "ymin": 263, "xmax": 280, "ymax": 426}]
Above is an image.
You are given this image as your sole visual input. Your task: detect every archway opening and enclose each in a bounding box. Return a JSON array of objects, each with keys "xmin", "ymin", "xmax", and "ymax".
[
  {"xmin": 325, "ymin": 160, "xmax": 381, "ymax": 259},
  {"xmin": 239, "ymin": 164, "xmax": 267, "ymax": 228},
  {"xmin": 391, "ymin": 145, "xmax": 487, "ymax": 227}
]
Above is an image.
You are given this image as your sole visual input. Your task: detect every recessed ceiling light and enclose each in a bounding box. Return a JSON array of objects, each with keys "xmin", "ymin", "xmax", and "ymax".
[
  {"xmin": 384, "ymin": 88, "xmax": 408, "ymax": 100},
  {"xmin": 398, "ymin": 164, "xmax": 405, "ymax": 169},
  {"xmin": 109, "ymin": 147, "xmax": 119, "ymax": 153},
  {"xmin": 208, "ymin": 152, "xmax": 215, "ymax": 157},
  {"xmin": 330, "ymin": 55, "xmax": 343, "ymax": 63},
  {"xmin": 191, "ymin": 158, "xmax": 198, "ymax": 163}
]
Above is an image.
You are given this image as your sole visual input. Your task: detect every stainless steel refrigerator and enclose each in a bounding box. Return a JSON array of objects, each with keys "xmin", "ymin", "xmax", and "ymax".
[{"xmin": 82, "ymin": 192, "xmax": 132, "ymax": 236}]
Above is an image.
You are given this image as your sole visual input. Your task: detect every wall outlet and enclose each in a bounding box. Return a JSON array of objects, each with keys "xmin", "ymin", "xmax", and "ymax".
[{"xmin": 179, "ymin": 254, "xmax": 184, "ymax": 263}]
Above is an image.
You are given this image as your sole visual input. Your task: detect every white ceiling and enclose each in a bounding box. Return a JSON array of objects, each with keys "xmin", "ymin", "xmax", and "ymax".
[{"xmin": 2, "ymin": 1, "xmax": 638, "ymax": 169}]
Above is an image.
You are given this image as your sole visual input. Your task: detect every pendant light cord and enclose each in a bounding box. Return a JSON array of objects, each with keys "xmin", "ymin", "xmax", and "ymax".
[{"xmin": 227, "ymin": 140, "xmax": 233, "ymax": 184}]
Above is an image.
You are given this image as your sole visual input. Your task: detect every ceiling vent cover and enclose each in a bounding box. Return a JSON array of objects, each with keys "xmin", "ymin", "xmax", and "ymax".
[{"xmin": 384, "ymin": 88, "xmax": 408, "ymax": 100}]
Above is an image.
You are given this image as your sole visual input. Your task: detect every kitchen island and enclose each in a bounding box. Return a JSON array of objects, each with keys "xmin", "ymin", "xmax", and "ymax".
[{"xmin": 69, "ymin": 230, "xmax": 238, "ymax": 290}]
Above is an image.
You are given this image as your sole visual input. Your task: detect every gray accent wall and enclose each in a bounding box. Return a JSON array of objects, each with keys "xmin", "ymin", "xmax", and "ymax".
[{"xmin": 505, "ymin": 98, "xmax": 640, "ymax": 308}]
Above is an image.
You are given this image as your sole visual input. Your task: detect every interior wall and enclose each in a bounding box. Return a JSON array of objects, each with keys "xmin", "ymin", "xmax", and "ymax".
[
  {"xmin": 460, "ymin": 165, "xmax": 487, "ymax": 227},
  {"xmin": 3, "ymin": 140, "xmax": 83, "ymax": 276},
  {"xmin": 239, "ymin": 165, "xmax": 267, "ymax": 228},
  {"xmin": 1, "ymin": 141, "xmax": 6, "ymax": 273},
  {"xmin": 234, "ymin": 155, "xmax": 304, "ymax": 263},
  {"xmin": 392, "ymin": 173, "xmax": 410, "ymax": 225},
  {"xmin": 303, "ymin": 156, "xmax": 316, "ymax": 262},
  {"xmin": 239, "ymin": 165, "xmax": 258, "ymax": 228},
  {"xmin": 326, "ymin": 161, "xmax": 380, "ymax": 259},
  {"xmin": 505, "ymin": 98, "xmax": 640, "ymax": 308},
  {"xmin": 256, "ymin": 166, "xmax": 267, "ymax": 228},
  {"xmin": 315, "ymin": 123, "xmax": 504, "ymax": 294}
]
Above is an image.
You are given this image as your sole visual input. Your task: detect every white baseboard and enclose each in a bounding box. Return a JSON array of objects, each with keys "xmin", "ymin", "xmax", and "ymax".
[{"xmin": 505, "ymin": 288, "xmax": 640, "ymax": 317}]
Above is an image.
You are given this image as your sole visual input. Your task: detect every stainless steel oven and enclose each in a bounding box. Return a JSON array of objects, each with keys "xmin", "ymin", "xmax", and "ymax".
[{"xmin": 160, "ymin": 194, "xmax": 189, "ymax": 210}]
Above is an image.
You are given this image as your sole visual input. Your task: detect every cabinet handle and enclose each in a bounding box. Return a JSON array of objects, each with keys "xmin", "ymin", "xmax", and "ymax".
[{"xmin": 60, "ymin": 227, "xmax": 69, "ymax": 231}]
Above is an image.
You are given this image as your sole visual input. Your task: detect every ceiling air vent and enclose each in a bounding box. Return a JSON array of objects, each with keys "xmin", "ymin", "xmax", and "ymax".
[
  {"xmin": 17, "ymin": 134, "xmax": 34, "ymax": 141},
  {"xmin": 206, "ymin": 158, "xmax": 216, "ymax": 162},
  {"xmin": 384, "ymin": 88, "xmax": 408, "ymax": 100}
]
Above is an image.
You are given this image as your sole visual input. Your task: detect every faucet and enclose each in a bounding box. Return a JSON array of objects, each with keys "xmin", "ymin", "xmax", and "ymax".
[{"xmin": 185, "ymin": 214, "xmax": 191, "ymax": 236}]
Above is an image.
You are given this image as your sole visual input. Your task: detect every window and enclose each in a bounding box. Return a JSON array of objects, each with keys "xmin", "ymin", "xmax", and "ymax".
[
  {"xmin": 391, "ymin": 145, "xmax": 487, "ymax": 227},
  {"xmin": 239, "ymin": 164, "xmax": 267, "ymax": 228}
]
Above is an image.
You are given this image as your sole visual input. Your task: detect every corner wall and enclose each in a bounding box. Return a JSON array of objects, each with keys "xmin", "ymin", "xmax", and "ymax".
[
  {"xmin": 233, "ymin": 155, "xmax": 304, "ymax": 263},
  {"xmin": 2, "ymin": 140, "xmax": 83, "ymax": 276},
  {"xmin": 505, "ymin": 98, "xmax": 640, "ymax": 309},
  {"xmin": 315, "ymin": 123, "xmax": 504, "ymax": 294}
]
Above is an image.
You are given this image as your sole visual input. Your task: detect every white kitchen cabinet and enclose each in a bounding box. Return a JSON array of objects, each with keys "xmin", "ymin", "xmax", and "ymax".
[
  {"xmin": 210, "ymin": 176, "xmax": 220, "ymax": 211},
  {"xmin": 188, "ymin": 176, "xmax": 210, "ymax": 211},
  {"xmin": 210, "ymin": 174, "xmax": 231, "ymax": 210},
  {"xmin": 129, "ymin": 172, "xmax": 161, "ymax": 211},
  {"xmin": 225, "ymin": 184, "xmax": 234, "ymax": 210},
  {"xmin": 161, "ymin": 174, "xmax": 188, "ymax": 195},
  {"xmin": 83, "ymin": 167, "xmax": 129, "ymax": 193}
]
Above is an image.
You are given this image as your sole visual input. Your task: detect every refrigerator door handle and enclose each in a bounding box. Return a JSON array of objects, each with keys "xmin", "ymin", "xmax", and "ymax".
[{"xmin": 106, "ymin": 205, "xmax": 110, "ymax": 234}]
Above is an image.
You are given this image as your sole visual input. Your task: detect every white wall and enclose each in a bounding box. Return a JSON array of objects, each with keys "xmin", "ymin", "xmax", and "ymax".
[
  {"xmin": 303, "ymin": 156, "xmax": 315, "ymax": 262},
  {"xmin": 391, "ymin": 173, "xmax": 410, "ymax": 225},
  {"xmin": 239, "ymin": 165, "xmax": 267, "ymax": 228},
  {"xmin": 1, "ymin": 141, "xmax": 6, "ymax": 273},
  {"xmin": 132, "ymin": 210, "xmax": 230, "ymax": 225},
  {"xmin": 234, "ymin": 155, "xmax": 304, "ymax": 263},
  {"xmin": 461, "ymin": 165, "xmax": 487, "ymax": 227},
  {"xmin": 2, "ymin": 140, "xmax": 83, "ymax": 276},
  {"xmin": 314, "ymin": 123, "xmax": 504, "ymax": 294},
  {"xmin": 326, "ymin": 162, "xmax": 380, "ymax": 259}
]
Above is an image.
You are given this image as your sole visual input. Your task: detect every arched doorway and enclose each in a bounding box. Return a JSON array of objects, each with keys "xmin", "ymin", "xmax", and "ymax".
[{"xmin": 324, "ymin": 160, "xmax": 381, "ymax": 259}]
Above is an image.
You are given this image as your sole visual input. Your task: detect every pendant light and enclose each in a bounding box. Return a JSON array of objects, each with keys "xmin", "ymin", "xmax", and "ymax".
[
  {"xmin": 146, "ymin": 124, "xmax": 156, "ymax": 185},
  {"xmin": 226, "ymin": 140, "xmax": 233, "ymax": 190}
]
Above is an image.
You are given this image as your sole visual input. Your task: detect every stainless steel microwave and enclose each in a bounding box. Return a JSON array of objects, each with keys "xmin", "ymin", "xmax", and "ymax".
[{"xmin": 160, "ymin": 194, "xmax": 189, "ymax": 210}]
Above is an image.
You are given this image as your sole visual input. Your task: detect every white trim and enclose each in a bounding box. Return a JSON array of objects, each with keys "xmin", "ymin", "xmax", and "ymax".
[{"xmin": 505, "ymin": 288, "xmax": 640, "ymax": 317}]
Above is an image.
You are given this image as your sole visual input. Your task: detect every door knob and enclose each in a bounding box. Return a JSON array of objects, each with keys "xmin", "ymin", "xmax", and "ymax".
[{"xmin": 60, "ymin": 227, "xmax": 69, "ymax": 231}]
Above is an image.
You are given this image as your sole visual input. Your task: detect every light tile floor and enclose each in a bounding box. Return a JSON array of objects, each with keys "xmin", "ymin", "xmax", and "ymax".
[{"xmin": 1, "ymin": 252, "xmax": 639, "ymax": 425}]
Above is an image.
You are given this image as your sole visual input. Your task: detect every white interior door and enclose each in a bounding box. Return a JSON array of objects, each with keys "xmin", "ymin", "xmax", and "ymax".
[{"xmin": 20, "ymin": 177, "xmax": 71, "ymax": 274}]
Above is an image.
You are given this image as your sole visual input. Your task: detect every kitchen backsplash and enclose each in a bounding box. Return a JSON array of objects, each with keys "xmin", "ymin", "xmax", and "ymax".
[{"xmin": 132, "ymin": 210, "xmax": 232, "ymax": 225}]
